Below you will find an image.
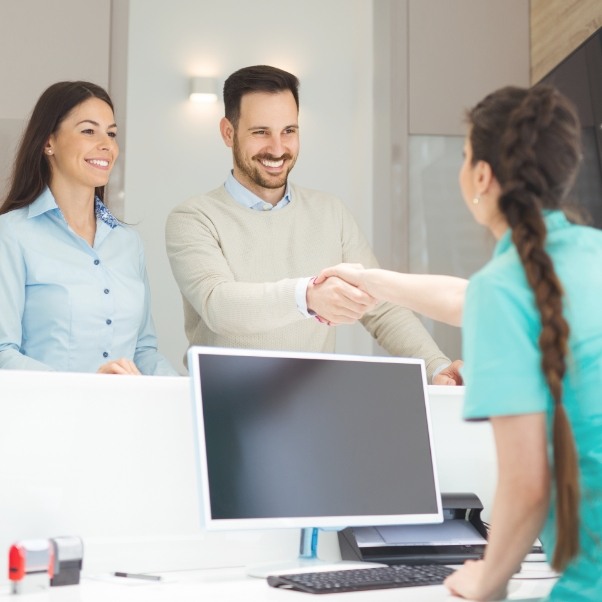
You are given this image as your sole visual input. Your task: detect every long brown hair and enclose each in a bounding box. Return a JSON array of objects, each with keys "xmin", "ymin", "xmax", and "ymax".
[
  {"xmin": 1, "ymin": 81, "xmax": 114, "ymax": 215},
  {"xmin": 468, "ymin": 85, "xmax": 582, "ymax": 571}
]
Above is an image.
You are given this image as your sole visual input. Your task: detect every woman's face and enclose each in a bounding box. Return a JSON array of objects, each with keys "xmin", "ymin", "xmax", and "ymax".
[
  {"xmin": 458, "ymin": 135, "xmax": 507, "ymax": 238},
  {"xmin": 459, "ymin": 136, "xmax": 477, "ymax": 212},
  {"xmin": 46, "ymin": 97, "xmax": 118, "ymax": 192}
]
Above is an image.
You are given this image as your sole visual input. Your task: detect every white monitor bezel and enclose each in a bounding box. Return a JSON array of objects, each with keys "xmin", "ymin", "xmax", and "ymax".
[{"xmin": 188, "ymin": 346, "xmax": 443, "ymax": 531}]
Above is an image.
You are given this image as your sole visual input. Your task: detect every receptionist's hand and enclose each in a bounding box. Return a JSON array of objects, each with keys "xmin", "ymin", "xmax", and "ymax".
[
  {"xmin": 97, "ymin": 357, "xmax": 142, "ymax": 375},
  {"xmin": 444, "ymin": 559, "xmax": 507, "ymax": 601},
  {"xmin": 432, "ymin": 359, "xmax": 463, "ymax": 386},
  {"xmin": 314, "ymin": 263, "xmax": 365, "ymax": 289},
  {"xmin": 306, "ymin": 274, "xmax": 377, "ymax": 325}
]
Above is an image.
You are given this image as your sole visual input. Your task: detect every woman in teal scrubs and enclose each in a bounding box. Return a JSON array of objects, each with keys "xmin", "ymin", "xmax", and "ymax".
[{"xmin": 317, "ymin": 85, "xmax": 602, "ymax": 600}]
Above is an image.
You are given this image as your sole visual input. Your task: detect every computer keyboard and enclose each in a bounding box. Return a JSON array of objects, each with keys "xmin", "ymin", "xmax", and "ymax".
[{"xmin": 266, "ymin": 564, "xmax": 456, "ymax": 594}]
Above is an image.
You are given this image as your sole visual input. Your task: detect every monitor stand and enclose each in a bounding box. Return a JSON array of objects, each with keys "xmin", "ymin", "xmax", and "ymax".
[{"xmin": 247, "ymin": 528, "xmax": 383, "ymax": 578}]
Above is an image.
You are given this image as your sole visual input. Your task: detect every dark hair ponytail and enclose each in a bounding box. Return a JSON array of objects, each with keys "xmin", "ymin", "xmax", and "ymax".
[{"xmin": 469, "ymin": 85, "xmax": 582, "ymax": 571}]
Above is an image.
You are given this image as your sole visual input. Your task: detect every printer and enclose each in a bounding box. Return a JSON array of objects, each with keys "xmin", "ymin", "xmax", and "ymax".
[{"xmin": 338, "ymin": 493, "xmax": 488, "ymax": 565}]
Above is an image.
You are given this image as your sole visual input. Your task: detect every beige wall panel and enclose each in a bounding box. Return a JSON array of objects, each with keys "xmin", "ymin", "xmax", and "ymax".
[
  {"xmin": 408, "ymin": 0, "xmax": 530, "ymax": 135},
  {"xmin": 0, "ymin": 0, "xmax": 111, "ymax": 118},
  {"xmin": 531, "ymin": 0, "xmax": 602, "ymax": 83},
  {"xmin": 0, "ymin": 0, "xmax": 111, "ymax": 198}
]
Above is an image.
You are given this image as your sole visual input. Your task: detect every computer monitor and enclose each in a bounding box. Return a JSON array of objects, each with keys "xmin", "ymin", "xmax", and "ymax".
[{"xmin": 188, "ymin": 347, "xmax": 443, "ymax": 573}]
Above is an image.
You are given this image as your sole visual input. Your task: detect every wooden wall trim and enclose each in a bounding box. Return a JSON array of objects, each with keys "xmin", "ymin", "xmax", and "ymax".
[{"xmin": 531, "ymin": 0, "xmax": 602, "ymax": 83}]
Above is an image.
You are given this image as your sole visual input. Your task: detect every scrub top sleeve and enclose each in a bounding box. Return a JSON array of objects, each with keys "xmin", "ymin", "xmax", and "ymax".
[{"xmin": 462, "ymin": 272, "xmax": 551, "ymax": 420}]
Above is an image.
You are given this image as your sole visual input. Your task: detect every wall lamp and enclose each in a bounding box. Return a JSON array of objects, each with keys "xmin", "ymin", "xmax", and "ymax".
[{"xmin": 189, "ymin": 76, "xmax": 219, "ymax": 103}]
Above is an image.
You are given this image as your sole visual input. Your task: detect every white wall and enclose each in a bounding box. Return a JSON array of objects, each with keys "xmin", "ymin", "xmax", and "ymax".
[{"xmin": 123, "ymin": 0, "xmax": 375, "ymax": 372}]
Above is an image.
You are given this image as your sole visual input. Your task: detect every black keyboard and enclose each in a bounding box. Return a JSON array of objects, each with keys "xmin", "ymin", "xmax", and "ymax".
[{"xmin": 267, "ymin": 564, "xmax": 455, "ymax": 594}]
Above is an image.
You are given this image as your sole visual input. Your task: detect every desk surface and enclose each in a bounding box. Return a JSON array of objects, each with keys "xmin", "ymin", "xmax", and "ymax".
[
  {"xmin": 0, "ymin": 371, "xmax": 517, "ymax": 599},
  {"xmin": 0, "ymin": 566, "xmax": 555, "ymax": 601}
]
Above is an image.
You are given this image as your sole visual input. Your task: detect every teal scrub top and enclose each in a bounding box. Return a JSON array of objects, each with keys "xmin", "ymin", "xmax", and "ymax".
[{"xmin": 462, "ymin": 211, "xmax": 602, "ymax": 601}]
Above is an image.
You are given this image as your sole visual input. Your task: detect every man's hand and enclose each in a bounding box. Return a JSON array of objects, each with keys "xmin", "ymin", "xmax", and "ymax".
[
  {"xmin": 97, "ymin": 358, "xmax": 142, "ymax": 375},
  {"xmin": 307, "ymin": 275, "xmax": 378, "ymax": 325},
  {"xmin": 432, "ymin": 359, "xmax": 463, "ymax": 385}
]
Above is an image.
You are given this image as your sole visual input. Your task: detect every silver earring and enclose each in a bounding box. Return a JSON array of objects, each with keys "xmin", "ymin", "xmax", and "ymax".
[
  {"xmin": 472, "ymin": 195, "xmax": 480, "ymax": 205},
  {"xmin": 46, "ymin": 149, "xmax": 53, "ymax": 155}
]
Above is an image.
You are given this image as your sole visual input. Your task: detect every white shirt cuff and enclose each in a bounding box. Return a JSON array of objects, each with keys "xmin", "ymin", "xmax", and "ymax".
[
  {"xmin": 430, "ymin": 362, "xmax": 451, "ymax": 384},
  {"xmin": 295, "ymin": 277, "xmax": 314, "ymax": 317}
]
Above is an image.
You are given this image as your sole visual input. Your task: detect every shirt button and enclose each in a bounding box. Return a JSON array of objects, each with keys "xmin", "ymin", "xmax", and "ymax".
[
  {"xmin": 103, "ymin": 352, "xmax": 109, "ymax": 358},
  {"xmin": 94, "ymin": 259, "xmax": 100, "ymax": 265},
  {"xmin": 106, "ymin": 319, "xmax": 112, "ymax": 325},
  {"xmin": 104, "ymin": 288, "xmax": 110, "ymax": 294}
]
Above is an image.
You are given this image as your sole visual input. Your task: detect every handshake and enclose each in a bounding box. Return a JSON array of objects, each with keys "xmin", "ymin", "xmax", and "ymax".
[
  {"xmin": 307, "ymin": 263, "xmax": 379, "ymax": 327},
  {"xmin": 307, "ymin": 263, "xmax": 467, "ymax": 328},
  {"xmin": 307, "ymin": 263, "xmax": 467, "ymax": 386}
]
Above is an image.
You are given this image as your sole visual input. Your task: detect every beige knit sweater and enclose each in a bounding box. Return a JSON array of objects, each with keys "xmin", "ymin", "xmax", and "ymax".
[{"xmin": 165, "ymin": 183, "xmax": 450, "ymax": 379}]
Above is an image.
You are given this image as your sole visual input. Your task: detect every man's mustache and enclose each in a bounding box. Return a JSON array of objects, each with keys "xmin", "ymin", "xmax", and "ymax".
[{"xmin": 254, "ymin": 153, "xmax": 294, "ymax": 161}]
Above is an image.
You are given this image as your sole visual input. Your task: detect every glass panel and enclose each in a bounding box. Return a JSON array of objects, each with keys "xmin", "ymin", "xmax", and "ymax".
[{"xmin": 408, "ymin": 135, "xmax": 494, "ymax": 360}]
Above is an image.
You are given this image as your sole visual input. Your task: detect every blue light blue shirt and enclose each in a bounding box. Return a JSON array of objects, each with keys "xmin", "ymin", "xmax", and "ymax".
[
  {"xmin": 462, "ymin": 211, "xmax": 602, "ymax": 601},
  {"xmin": 0, "ymin": 187, "xmax": 177, "ymax": 375},
  {"xmin": 224, "ymin": 171, "xmax": 313, "ymax": 315},
  {"xmin": 224, "ymin": 170, "xmax": 291, "ymax": 211}
]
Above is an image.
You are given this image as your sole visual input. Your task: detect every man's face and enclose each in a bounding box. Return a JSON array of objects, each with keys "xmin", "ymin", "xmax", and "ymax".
[{"xmin": 222, "ymin": 90, "xmax": 299, "ymax": 204}]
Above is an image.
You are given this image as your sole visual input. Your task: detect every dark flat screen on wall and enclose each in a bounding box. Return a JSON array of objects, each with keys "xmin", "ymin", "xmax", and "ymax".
[{"xmin": 540, "ymin": 28, "xmax": 602, "ymax": 228}]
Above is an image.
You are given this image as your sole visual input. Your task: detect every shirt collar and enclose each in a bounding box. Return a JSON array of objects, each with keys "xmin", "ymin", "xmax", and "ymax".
[
  {"xmin": 494, "ymin": 209, "xmax": 570, "ymax": 257},
  {"xmin": 225, "ymin": 171, "xmax": 291, "ymax": 211},
  {"xmin": 27, "ymin": 187, "xmax": 119, "ymax": 229},
  {"xmin": 94, "ymin": 197, "xmax": 119, "ymax": 229},
  {"xmin": 27, "ymin": 187, "xmax": 58, "ymax": 218}
]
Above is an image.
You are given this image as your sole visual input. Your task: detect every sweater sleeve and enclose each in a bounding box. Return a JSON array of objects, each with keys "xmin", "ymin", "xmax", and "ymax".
[
  {"xmin": 165, "ymin": 198, "xmax": 305, "ymax": 337},
  {"xmin": 336, "ymin": 204, "xmax": 451, "ymax": 381},
  {"xmin": 361, "ymin": 303, "xmax": 452, "ymax": 381}
]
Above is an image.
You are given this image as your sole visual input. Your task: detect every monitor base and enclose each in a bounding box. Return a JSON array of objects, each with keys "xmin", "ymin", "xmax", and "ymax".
[
  {"xmin": 247, "ymin": 558, "xmax": 386, "ymax": 578},
  {"xmin": 247, "ymin": 528, "xmax": 386, "ymax": 578}
]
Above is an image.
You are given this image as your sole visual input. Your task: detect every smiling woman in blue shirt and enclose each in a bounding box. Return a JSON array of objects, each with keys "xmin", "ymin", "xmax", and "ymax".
[{"xmin": 0, "ymin": 81, "xmax": 176, "ymax": 375}]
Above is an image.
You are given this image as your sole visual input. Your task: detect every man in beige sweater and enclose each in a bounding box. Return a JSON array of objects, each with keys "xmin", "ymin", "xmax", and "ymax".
[{"xmin": 166, "ymin": 65, "xmax": 461, "ymax": 384}]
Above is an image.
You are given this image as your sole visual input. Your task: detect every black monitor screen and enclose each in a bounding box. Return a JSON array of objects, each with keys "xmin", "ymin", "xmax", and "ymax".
[{"xmin": 188, "ymin": 348, "xmax": 442, "ymax": 530}]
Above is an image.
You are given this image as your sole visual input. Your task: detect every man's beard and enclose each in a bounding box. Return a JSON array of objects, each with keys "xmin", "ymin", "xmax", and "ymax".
[{"xmin": 233, "ymin": 135, "xmax": 297, "ymax": 190}]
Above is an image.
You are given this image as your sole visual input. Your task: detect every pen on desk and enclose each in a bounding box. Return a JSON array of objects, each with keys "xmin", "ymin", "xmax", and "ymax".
[{"xmin": 113, "ymin": 571, "xmax": 162, "ymax": 581}]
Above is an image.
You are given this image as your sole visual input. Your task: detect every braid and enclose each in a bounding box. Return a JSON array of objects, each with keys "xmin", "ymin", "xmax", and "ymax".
[{"xmin": 498, "ymin": 87, "xmax": 579, "ymax": 571}]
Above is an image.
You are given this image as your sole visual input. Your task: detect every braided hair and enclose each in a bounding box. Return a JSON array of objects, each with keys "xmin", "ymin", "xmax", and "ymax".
[{"xmin": 468, "ymin": 85, "xmax": 582, "ymax": 571}]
